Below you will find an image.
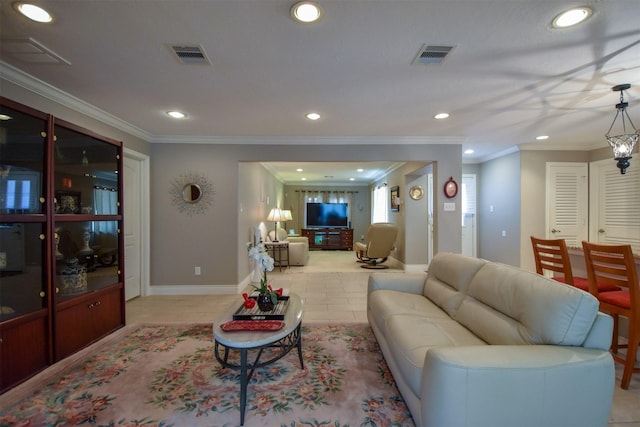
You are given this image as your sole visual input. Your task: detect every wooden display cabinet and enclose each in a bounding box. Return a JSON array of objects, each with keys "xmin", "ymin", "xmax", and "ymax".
[{"xmin": 0, "ymin": 97, "xmax": 125, "ymax": 393}]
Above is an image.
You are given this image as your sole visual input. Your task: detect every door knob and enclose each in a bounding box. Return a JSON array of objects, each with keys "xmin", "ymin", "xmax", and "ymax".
[{"xmin": 551, "ymin": 228, "xmax": 560, "ymax": 233}]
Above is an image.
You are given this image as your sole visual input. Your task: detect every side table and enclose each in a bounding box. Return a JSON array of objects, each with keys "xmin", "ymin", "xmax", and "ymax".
[
  {"xmin": 212, "ymin": 293, "xmax": 304, "ymax": 426},
  {"xmin": 265, "ymin": 241, "xmax": 289, "ymax": 271}
]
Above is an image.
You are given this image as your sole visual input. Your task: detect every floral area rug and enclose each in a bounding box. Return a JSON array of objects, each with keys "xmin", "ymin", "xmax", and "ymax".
[{"xmin": 0, "ymin": 323, "xmax": 415, "ymax": 427}]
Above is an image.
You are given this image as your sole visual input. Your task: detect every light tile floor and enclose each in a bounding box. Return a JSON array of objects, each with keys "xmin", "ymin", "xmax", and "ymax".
[{"xmin": 126, "ymin": 251, "xmax": 640, "ymax": 427}]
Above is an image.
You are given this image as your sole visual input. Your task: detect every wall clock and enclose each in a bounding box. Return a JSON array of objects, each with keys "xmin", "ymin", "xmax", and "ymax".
[
  {"xmin": 409, "ymin": 185, "xmax": 424, "ymax": 200},
  {"xmin": 444, "ymin": 177, "xmax": 458, "ymax": 198}
]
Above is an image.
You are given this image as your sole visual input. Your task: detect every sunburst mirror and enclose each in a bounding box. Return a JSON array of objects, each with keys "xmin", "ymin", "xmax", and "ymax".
[{"xmin": 170, "ymin": 172, "xmax": 214, "ymax": 216}]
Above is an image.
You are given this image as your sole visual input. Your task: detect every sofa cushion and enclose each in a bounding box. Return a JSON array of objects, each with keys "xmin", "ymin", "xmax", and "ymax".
[
  {"xmin": 424, "ymin": 253, "xmax": 487, "ymax": 318},
  {"xmin": 384, "ymin": 313, "xmax": 486, "ymax": 397},
  {"xmin": 369, "ymin": 289, "xmax": 451, "ymax": 327},
  {"xmin": 369, "ymin": 288, "xmax": 487, "ymax": 397},
  {"xmin": 455, "ymin": 261, "xmax": 600, "ymax": 346}
]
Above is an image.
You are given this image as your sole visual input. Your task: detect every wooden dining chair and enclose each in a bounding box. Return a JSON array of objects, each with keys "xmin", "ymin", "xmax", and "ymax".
[
  {"xmin": 582, "ymin": 241, "xmax": 640, "ymax": 389},
  {"xmin": 531, "ymin": 236, "xmax": 620, "ymax": 292}
]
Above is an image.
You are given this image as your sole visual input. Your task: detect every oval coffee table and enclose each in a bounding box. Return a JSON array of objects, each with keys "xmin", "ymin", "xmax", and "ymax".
[{"xmin": 213, "ymin": 293, "xmax": 304, "ymax": 426}]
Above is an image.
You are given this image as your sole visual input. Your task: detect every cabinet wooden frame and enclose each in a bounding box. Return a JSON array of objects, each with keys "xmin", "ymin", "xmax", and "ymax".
[{"xmin": 0, "ymin": 97, "xmax": 125, "ymax": 393}]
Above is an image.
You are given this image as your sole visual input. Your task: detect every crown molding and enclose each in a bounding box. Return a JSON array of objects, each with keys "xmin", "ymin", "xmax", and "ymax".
[
  {"xmin": 1, "ymin": 61, "xmax": 152, "ymax": 141},
  {"xmin": 518, "ymin": 141, "xmax": 600, "ymax": 152},
  {"xmin": 151, "ymin": 135, "xmax": 465, "ymax": 145}
]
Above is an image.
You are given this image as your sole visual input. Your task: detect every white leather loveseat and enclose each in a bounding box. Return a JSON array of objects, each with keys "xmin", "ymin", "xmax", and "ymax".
[{"xmin": 367, "ymin": 253, "xmax": 615, "ymax": 427}]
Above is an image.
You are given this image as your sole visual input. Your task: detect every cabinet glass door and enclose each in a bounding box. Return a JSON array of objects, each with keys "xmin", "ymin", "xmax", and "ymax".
[
  {"xmin": 0, "ymin": 222, "xmax": 46, "ymax": 321},
  {"xmin": 55, "ymin": 220, "xmax": 120, "ymax": 301},
  {"xmin": 53, "ymin": 124, "xmax": 119, "ymax": 216},
  {"xmin": 0, "ymin": 102, "xmax": 48, "ymax": 321},
  {"xmin": 52, "ymin": 122, "xmax": 122, "ymax": 304},
  {"xmin": 0, "ymin": 104, "xmax": 46, "ymax": 215}
]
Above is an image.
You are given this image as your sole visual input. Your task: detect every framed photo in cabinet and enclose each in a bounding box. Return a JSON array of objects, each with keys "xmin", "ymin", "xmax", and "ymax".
[{"xmin": 56, "ymin": 191, "xmax": 81, "ymax": 214}]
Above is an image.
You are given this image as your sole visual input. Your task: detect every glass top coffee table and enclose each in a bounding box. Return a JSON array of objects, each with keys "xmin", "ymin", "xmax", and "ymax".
[{"xmin": 212, "ymin": 292, "xmax": 304, "ymax": 426}]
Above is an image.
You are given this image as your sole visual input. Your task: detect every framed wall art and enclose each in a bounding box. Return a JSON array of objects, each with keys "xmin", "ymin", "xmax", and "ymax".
[{"xmin": 390, "ymin": 186, "xmax": 400, "ymax": 212}]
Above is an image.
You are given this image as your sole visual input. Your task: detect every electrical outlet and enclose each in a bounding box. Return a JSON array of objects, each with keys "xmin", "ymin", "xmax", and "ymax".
[
  {"xmin": 194, "ymin": 266, "xmax": 201, "ymax": 275},
  {"xmin": 0, "ymin": 252, "xmax": 6, "ymax": 269},
  {"xmin": 501, "ymin": 230, "xmax": 507, "ymax": 237}
]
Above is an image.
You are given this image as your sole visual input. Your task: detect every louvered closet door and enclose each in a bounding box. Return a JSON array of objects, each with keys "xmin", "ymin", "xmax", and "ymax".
[
  {"xmin": 546, "ymin": 163, "xmax": 588, "ymax": 247},
  {"xmin": 590, "ymin": 160, "xmax": 640, "ymax": 253}
]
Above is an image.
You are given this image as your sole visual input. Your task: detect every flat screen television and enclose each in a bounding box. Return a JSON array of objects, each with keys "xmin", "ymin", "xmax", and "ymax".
[{"xmin": 306, "ymin": 202, "xmax": 349, "ymax": 228}]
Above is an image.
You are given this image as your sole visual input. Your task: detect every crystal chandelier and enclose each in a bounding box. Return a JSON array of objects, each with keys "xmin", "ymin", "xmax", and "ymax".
[{"xmin": 605, "ymin": 84, "xmax": 639, "ymax": 174}]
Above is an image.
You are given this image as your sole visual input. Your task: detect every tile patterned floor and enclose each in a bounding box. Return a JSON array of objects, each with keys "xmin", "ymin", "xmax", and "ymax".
[{"xmin": 126, "ymin": 250, "xmax": 640, "ymax": 427}]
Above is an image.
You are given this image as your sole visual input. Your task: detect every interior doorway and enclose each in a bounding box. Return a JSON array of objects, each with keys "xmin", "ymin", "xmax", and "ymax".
[{"xmin": 461, "ymin": 173, "xmax": 477, "ymax": 257}]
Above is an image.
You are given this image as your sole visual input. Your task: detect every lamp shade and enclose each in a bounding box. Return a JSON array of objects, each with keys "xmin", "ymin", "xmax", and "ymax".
[
  {"xmin": 282, "ymin": 210, "xmax": 293, "ymax": 221},
  {"xmin": 267, "ymin": 208, "xmax": 288, "ymax": 222}
]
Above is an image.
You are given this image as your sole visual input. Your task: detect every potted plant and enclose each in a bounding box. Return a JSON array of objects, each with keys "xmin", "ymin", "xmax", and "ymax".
[{"xmin": 247, "ymin": 242, "xmax": 278, "ymax": 311}]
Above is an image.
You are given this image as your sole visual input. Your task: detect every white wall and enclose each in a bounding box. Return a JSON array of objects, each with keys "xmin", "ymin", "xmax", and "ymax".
[
  {"xmin": 149, "ymin": 143, "xmax": 462, "ymax": 289},
  {"xmin": 478, "ymin": 152, "xmax": 521, "ymax": 266}
]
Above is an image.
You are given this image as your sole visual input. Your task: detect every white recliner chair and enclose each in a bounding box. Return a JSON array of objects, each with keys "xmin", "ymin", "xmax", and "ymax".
[{"xmin": 354, "ymin": 223, "xmax": 398, "ymax": 269}]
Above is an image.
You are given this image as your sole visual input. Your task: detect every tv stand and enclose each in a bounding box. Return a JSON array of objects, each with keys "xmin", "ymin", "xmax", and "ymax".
[{"xmin": 302, "ymin": 228, "xmax": 353, "ymax": 251}]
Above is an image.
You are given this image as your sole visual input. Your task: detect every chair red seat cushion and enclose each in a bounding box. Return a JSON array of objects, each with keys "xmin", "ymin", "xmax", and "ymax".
[
  {"xmin": 553, "ymin": 276, "xmax": 621, "ymax": 292},
  {"xmin": 597, "ymin": 290, "xmax": 631, "ymax": 309}
]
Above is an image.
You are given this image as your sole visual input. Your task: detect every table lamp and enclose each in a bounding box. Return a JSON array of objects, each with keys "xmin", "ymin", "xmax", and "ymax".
[{"xmin": 266, "ymin": 208, "xmax": 288, "ymax": 242}]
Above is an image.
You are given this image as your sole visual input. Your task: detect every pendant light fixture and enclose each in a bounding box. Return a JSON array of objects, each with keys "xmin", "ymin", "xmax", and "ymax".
[{"xmin": 605, "ymin": 84, "xmax": 639, "ymax": 174}]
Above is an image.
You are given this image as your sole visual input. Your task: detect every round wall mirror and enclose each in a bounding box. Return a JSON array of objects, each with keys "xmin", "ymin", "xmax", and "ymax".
[
  {"xmin": 182, "ymin": 183, "xmax": 202, "ymax": 203},
  {"xmin": 171, "ymin": 172, "xmax": 214, "ymax": 215}
]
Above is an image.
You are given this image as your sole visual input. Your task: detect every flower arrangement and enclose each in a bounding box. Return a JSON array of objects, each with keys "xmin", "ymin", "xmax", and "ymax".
[{"xmin": 247, "ymin": 242, "xmax": 278, "ymax": 308}]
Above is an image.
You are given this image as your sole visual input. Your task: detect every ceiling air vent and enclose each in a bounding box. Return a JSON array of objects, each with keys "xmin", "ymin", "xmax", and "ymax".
[
  {"xmin": 412, "ymin": 45, "xmax": 454, "ymax": 65},
  {"xmin": 169, "ymin": 44, "xmax": 210, "ymax": 65}
]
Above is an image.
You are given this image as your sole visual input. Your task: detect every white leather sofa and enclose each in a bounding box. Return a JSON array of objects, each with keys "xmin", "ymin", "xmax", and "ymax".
[
  {"xmin": 267, "ymin": 228, "xmax": 309, "ymax": 266},
  {"xmin": 367, "ymin": 252, "xmax": 615, "ymax": 427}
]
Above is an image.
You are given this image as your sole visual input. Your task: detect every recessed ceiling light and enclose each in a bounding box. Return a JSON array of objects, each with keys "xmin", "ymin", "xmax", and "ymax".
[
  {"xmin": 349, "ymin": 178, "xmax": 355, "ymax": 181},
  {"xmin": 13, "ymin": 3, "xmax": 53, "ymax": 23},
  {"xmin": 0, "ymin": 114, "xmax": 13, "ymax": 121},
  {"xmin": 536, "ymin": 135, "xmax": 549, "ymax": 140},
  {"xmin": 167, "ymin": 111, "xmax": 186, "ymax": 119},
  {"xmin": 301, "ymin": 177, "xmax": 307, "ymax": 181},
  {"xmin": 306, "ymin": 112, "xmax": 321, "ymax": 120},
  {"xmin": 464, "ymin": 149, "xmax": 474, "ymax": 155},
  {"xmin": 434, "ymin": 113, "xmax": 450, "ymax": 120},
  {"xmin": 552, "ymin": 7, "xmax": 592, "ymax": 28},
  {"xmin": 357, "ymin": 168, "xmax": 364, "ymax": 172},
  {"xmin": 296, "ymin": 168, "xmax": 303, "ymax": 172},
  {"xmin": 291, "ymin": 2, "xmax": 323, "ymax": 23}
]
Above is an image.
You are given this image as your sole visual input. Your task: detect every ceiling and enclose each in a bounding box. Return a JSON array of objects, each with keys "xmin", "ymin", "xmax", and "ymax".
[
  {"xmin": 262, "ymin": 161, "xmax": 404, "ymax": 185},
  {"xmin": 1, "ymin": 0, "xmax": 639, "ymax": 184}
]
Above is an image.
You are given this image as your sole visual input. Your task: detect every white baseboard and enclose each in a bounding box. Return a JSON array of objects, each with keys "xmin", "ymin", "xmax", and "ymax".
[
  {"xmin": 147, "ymin": 276, "xmax": 254, "ymax": 296},
  {"xmin": 147, "ymin": 285, "xmax": 239, "ymax": 295}
]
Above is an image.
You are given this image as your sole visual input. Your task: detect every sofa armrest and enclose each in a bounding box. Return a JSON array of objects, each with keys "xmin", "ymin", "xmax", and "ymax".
[
  {"xmin": 286, "ymin": 236, "xmax": 308, "ymax": 245},
  {"xmin": 583, "ymin": 311, "xmax": 613, "ymax": 350},
  {"xmin": 421, "ymin": 345, "xmax": 614, "ymax": 427},
  {"xmin": 367, "ymin": 273, "xmax": 426, "ymax": 295}
]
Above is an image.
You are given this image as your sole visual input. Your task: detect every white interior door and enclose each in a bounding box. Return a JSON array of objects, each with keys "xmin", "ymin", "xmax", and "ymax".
[
  {"xmin": 123, "ymin": 154, "xmax": 143, "ymax": 300},
  {"xmin": 590, "ymin": 159, "xmax": 640, "ymax": 252},
  {"xmin": 546, "ymin": 162, "xmax": 588, "ymax": 246}
]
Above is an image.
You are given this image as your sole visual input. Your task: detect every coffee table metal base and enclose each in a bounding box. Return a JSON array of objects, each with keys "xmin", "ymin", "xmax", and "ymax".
[{"xmin": 214, "ymin": 323, "xmax": 303, "ymax": 426}]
